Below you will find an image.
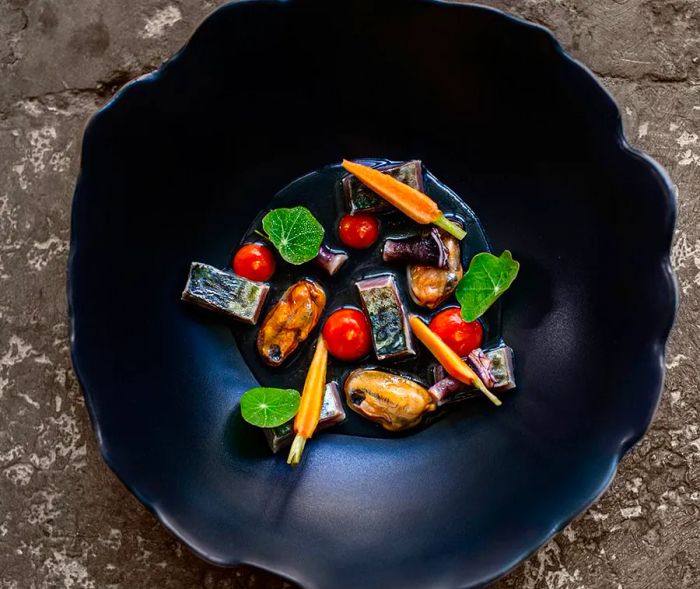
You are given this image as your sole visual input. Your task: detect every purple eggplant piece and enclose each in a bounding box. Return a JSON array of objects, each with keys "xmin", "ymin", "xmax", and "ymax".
[
  {"xmin": 313, "ymin": 244, "xmax": 349, "ymax": 276},
  {"xmin": 382, "ymin": 228, "xmax": 449, "ymax": 268},
  {"xmin": 428, "ymin": 378, "xmax": 480, "ymax": 406},
  {"xmin": 428, "ymin": 377, "xmax": 472, "ymax": 405},
  {"xmin": 467, "ymin": 348, "xmax": 498, "ymax": 389}
]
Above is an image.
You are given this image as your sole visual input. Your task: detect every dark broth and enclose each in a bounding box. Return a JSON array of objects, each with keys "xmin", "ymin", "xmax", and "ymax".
[{"xmin": 232, "ymin": 159, "xmax": 501, "ymax": 439}]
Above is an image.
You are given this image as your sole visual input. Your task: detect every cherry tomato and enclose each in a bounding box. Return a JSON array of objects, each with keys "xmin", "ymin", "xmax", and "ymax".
[
  {"xmin": 338, "ymin": 213, "xmax": 379, "ymax": 249},
  {"xmin": 232, "ymin": 243, "xmax": 276, "ymax": 282},
  {"xmin": 322, "ymin": 308, "xmax": 372, "ymax": 361},
  {"xmin": 429, "ymin": 307, "xmax": 483, "ymax": 357}
]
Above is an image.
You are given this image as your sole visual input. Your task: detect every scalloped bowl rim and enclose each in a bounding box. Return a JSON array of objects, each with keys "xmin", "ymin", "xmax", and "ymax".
[{"xmin": 67, "ymin": 1, "xmax": 678, "ymax": 587}]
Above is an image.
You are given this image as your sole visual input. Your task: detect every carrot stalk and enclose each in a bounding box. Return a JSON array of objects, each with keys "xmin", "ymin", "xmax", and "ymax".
[
  {"xmin": 342, "ymin": 160, "xmax": 467, "ymax": 240},
  {"xmin": 287, "ymin": 335, "xmax": 328, "ymax": 466},
  {"xmin": 409, "ymin": 315, "xmax": 501, "ymax": 406},
  {"xmin": 432, "ymin": 213, "xmax": 467, "ymax": 240}
]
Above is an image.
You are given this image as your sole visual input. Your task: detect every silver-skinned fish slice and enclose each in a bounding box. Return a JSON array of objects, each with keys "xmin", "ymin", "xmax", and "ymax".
[
  {"xmin": 356, "ymin": 274, "xmax": 416, "ymax": 361},
  {"xmin": 181, "ymin": 262, "xmax": 269, "ymax": 325}
]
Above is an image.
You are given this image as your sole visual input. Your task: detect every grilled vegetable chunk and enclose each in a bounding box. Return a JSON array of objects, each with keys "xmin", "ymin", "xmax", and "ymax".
[
  {"xmin": 344, "ymin": 369, "xmax": 436, "ymax": 431},
  {"xmin": 264, "ymin": 382, "xmax": 346, "ymax": 453},
  {"xmin": 382, "ymin": 227, "xmax": 448, "ymax": 268},
  {"xmin": 356, "ymin": 274, "xmax": 415, "ymax": 361},
  {"xmin": 313, "ymin": 244, "xmax": 349, "ymax": 276},
  {"xmin": 181, "ymin": 262, "xmax": 269, "ymax": 325},
  {"xmin": 343, "ymin": 160, "xmax": 423, "ymax": 214},
  {"xmin": 257, "ymin": 279, "xmax": 326, "ymax": 366}
]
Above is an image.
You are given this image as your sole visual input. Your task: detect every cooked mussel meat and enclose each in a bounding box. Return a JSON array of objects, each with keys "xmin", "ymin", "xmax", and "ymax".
[
  {"xmin": 344, "ymin": 369, "xmax": 436, "ymax": 431},
  {"xmin": 257, "ymin": 279, "xmax": 326, "ymax": 366}
]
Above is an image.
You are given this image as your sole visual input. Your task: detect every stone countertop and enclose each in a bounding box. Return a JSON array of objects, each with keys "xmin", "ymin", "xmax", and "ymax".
[{"xmin": 0, "ymin": 1, "xmax": 698, "ymax": 587}]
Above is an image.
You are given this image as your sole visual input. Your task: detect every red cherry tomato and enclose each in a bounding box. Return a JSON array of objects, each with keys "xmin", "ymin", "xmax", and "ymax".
[
  {"xmin": 429, "ymin": 307, "xmax": 483, "ymax": 357},
  {"xmin": 338, "ymin": 213, "xmax": 379, "ymax": 250},
  {"xmin": 322, "ymin": 308, "xmax": 372, "ymax": 361},
  {"xmin": 232, "ymin": 243, "xmax": 276, "ymax": 282}
]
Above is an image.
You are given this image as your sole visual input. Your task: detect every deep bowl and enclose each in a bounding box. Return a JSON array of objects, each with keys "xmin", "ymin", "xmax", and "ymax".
[{"xmin": 68, "ymin": 1, "xmax": 677, "ymax": 588}]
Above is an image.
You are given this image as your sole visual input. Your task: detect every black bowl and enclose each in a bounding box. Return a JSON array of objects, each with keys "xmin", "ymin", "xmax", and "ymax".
[{"xmin": 68, "ymin": 2, "xmax": 677, "ymax": 588}]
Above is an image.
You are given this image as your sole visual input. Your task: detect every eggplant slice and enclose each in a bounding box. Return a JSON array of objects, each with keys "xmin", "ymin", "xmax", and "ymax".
[{"xmin": 382, "ymin": 227, "xmax": 449, "ymax": 268}]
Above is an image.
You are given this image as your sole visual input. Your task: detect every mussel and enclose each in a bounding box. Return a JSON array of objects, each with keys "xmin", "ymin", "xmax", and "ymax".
[
  {"xmin": 344, "ymin": 369, "xmax": 436, "ymax": 431},
  {"xmin": 257, "ymin": 279, "xmax": 326, "ymax": 366},
  {"xmin": 407, "ymin": 227, "xmax": 463, "ymax": 309}
]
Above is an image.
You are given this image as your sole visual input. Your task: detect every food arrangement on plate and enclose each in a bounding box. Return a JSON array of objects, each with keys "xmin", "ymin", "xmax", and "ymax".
[{"xmin": 182, "ymin": 159, "xmax": 519, "ymax": 467}]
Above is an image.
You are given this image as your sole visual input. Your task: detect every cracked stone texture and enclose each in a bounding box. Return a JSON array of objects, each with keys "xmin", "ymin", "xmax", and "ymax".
[{"xmin": 0, "ymin": 0, "xmax": 698, "ymax": 587}]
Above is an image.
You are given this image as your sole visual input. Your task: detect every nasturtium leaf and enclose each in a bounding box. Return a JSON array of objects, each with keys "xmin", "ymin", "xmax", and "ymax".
[
  {"xmin": 261, "ymin": 206, "xmax": 324, "ymax": 265},
  {"xmin": 240, "ymin": 387, "xmax": 301, "ymax": 428},
  {"xmin": 455, "ymin": 250, "xmax": 520, "ymax": 322}
]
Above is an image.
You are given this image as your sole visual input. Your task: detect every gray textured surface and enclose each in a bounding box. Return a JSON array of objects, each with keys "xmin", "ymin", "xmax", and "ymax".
[{"xmin": 0, "ymin": 1, "xmax": 698, "ymax": 587}]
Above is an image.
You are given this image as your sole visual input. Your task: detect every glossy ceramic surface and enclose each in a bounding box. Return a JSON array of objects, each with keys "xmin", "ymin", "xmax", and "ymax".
[{"xmin": 68, "ymin": 1, "xmax": 677, "ymax": 588}]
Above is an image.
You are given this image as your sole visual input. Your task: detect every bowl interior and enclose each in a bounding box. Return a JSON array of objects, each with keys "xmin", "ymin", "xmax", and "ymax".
[{"xmin": 70, "ymin": 2, "xmax": 675, "ymax": 588}]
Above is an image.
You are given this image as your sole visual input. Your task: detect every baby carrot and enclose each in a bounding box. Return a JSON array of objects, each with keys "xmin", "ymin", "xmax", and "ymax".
[
  {"xmin": 409, "ymin": 315, "xmax": 501, "ymax": 406},
  {"xmin": 342, "ymin": 160, "xmax": 467, "ymax": 240},
  {"xmin": 287, "ymin": 335, "xmax": 329, "ymax": 466}
]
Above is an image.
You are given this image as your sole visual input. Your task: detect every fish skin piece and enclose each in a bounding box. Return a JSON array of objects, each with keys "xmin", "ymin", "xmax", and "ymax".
[
  {"xmin": 356, "ymin": 274, "xmax": 415, "ymax": 361},
  {"xmin": 181, "ymin": 262, "xmax": 269, "ymax": 325}
]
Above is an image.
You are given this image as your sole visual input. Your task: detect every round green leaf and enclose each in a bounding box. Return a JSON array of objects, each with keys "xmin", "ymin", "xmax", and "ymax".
[
  {"xmin": 455, "ymin": 250, "xmax": 520, "ymax": 322},
  {"xmin": 240, "ymin": 387, "xmax": 301, "ymax": 428},
  {"xmin": 261, "ymin": 206, "xmax": 324, "ymax": 265}
]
